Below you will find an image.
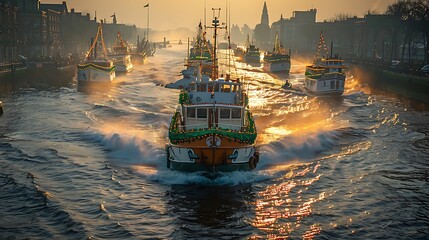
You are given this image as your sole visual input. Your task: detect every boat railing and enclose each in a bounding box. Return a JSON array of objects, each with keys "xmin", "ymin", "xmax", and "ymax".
[
  {"xmin": 179, "ymin": 124, "xmax": 208, "ymax": 131},
  {"xmin": 179, "ymin": 123, "xmax": 244, "ymax": 131},
  {"xmin": 217, "ymin": 123, "xmax": 243, "ymax": 131}
]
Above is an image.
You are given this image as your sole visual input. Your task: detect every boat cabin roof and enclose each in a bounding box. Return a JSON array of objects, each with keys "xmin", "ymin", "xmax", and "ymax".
[{"xmin": 189, "ymin": 77, "xmax": 241, "ymax": 90}]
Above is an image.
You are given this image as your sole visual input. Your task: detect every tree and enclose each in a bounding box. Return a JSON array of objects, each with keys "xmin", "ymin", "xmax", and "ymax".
[{"xmin": 386, "ymin": 0, "xmax": 429, "ymax": 64}]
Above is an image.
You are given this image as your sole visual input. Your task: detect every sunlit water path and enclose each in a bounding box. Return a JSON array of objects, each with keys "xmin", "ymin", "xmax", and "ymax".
[{"xmin": 1, "ymin": 45, "xmax": 428, "ymax": 239}]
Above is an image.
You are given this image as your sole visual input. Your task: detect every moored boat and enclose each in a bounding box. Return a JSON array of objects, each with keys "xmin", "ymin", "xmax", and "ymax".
[
  {"xmin": 263, "ymin": 32, "xmax": 291, "ymax": 74},
  {"xmin": 77, "ymin": 23, "xmax": 115, "ymax": 86},
  {"xmin": 110, "ymin": 32, "xmax": 133, "ymax": 73},
  {"xmin": 166, "ymin": 12, "xmax": 259, "ymax": 173},
  {"xmin": 304, "ymin": 32, "xmax": 346, "ymax": 96}
]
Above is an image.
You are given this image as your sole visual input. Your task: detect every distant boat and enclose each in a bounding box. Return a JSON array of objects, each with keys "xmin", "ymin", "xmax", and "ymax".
[
  {"xmin": 263, "ymin": 31, "xmax": 291, "ymax": 74},
  {"xmin": 234, "ymin": 46, "xmax": 245, "ymax": 62},
  {"xmin": 109, "ymin": 32, "xmax": 133, "ymax": 73},
  {"xmin": 77, "ymin": 23, "xmax": 115, "ymax": 86},
  {"xmin": 131, "ymin": 35, "xmax": 148, "ymax": 65},
  {"xmin": 166, "ymin": 22, "xmax": 213, "ymax": 89},
  {"xmin": 304, "ymin": 32, "xmax": 346, "ymax": 96},
  {"xmin": 166, "ymin": 13, "xmax": 260, "ymax": 173},
  {"xmin": 244, "ymin": 34, "xmax": 261, "ymax": 63}
]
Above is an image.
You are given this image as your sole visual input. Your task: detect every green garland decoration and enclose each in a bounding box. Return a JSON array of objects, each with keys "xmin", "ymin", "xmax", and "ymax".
[
  {"xmin": 168, "ymin": 111, "xmax": 257, "ymax": 144},
  {"xmin": 78, "ymin": 63, "xmax": 115, "ymax": 73},
  {"xmin": 178, "ymin": 92, "xmax": 189, "ymax": 104}
]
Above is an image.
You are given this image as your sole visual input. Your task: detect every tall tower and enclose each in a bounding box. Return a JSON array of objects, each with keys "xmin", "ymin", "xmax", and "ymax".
[{"xmin": 261, "ymin": 1, "xmax": 269, "ymax": 26}]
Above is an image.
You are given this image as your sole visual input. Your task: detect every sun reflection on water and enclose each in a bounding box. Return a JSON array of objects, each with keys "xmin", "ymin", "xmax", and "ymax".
[{"xmin": 252, "ymin": 162, "xmax": 328, "ymax": 239}]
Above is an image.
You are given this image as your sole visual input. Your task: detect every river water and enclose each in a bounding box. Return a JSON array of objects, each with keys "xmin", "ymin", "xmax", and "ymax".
[{"xmin": 0, "ymin": 45, "xmax": 428, "ymax": 239}]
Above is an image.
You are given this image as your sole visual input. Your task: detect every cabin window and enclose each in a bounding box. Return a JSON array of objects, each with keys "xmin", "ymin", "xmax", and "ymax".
[
  {"xmin": 220, "ymin": 109, "xmax": 230, "ymax": 119},
  {"xmin": 324, "ymin": 81, "xmax": 326, "ymax": 87},
  {"xmin": 232, "ymin": 109, "xmax": 241, "ymax": 119},
  {"xmin": 222, "ymin": 84, "xmax": 231, "ymax": 92},
  {"xmin": 232, "ymin": 85, "xmax": 238, "ymax": 92},
  {"xmin": 198, "ymin": 84, "xmax": 207, "ymax": 91},
  {"xmin": 187, "ymin": 108, "xmax": 196, "ymax": 118},
  {"xmin": 208, "ymin": 83, "xmax": 213, "ymax": 92},
  {"xmin": 214, "ymin": 83, "xmax": 220, "ymax": 92},
  {"xmin": 330, "ymin": 81, "xmax": 335, "ymax": 89},
  {"xmin": 197, "ymin": 108, "xmax": 207, "ymax": 118}
]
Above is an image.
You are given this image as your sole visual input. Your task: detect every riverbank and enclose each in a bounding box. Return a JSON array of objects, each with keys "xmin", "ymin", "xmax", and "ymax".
[{"xmin": 348, "ymin": 64, "xmax": 429, "ymax": 103}]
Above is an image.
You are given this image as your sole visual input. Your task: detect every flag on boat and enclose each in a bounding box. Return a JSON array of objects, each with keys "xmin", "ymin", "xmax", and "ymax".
[{"xmin": 144, "ymin": 3, "xmax": 149, "ymax": 7}]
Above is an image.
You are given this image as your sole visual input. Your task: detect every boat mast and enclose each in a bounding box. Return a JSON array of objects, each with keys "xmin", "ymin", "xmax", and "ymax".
[
  {"xmin": 85, "ymin": 22, "xmax": 109, "ymax": 61},
  {"xmin": 315, "ymin": 30, "xmax": 328, "ymax": 63},
  {"xmin": 144, "ymin": 3, "xmax": 150, "ymax": 43},
  {"xmin": 274, "ymin": 31, "xmax": 281, "ymax": 54},
  {"xmin": 207, "ymin": 8, "xmax": 225, "ymax": 80}
]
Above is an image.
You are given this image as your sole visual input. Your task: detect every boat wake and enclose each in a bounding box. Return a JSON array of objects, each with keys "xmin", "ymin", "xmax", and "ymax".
[{"xmin": 93, "ymin": 123, "xmax": 341, "ymax": 186}]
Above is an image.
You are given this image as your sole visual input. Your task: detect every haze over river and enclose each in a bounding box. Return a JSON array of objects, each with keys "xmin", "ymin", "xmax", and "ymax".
[{"xmin": 1, "ymin": 45, "xmax": 428, "ymax": 239}]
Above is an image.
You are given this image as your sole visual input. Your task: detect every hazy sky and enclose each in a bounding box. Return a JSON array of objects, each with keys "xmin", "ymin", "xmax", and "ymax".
[{"xmin": 43, "ymin": 0, "xmax": 398, "ymax": 30}]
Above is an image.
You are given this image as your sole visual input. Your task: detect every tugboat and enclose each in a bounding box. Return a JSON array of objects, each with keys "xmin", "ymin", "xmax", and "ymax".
[
  {"xmin": 263, "ymin": 31, "xmax": 291, "ymax": 74},
  {"xmin": 110, "ymin": 32, "xmax": 133, "ymax": 73},
  {"xmin": 244, "ymin": 34, "xmax": 261, "ymax": 63},
  {"xmin": 304, "ymin": 31, "xmax": 346, "ymax": 96},
  {"xmin": 166, "ymin": 11, "xmax": 259, "ymax": 172},
  {"xmin": 77, "ymin": 22, "xmax": 115, "ymax": 86}
]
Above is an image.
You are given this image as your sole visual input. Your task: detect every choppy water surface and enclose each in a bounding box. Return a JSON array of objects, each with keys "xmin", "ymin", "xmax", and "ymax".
[{"xmin": 1, "ymin": 46, "xmax": 428, "ymax": 239}]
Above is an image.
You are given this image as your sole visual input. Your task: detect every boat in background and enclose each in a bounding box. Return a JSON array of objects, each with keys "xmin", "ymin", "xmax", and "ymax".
[
  {"xmin": 244, "ymin": 34, "xmax": 261, "ymax": 63},
  {"xmin": 304, "ymin": 31, "xmax": 346, "ymax": 96},
  {"xmin": 234, "ymin": 46, "xmax": 245, "ymax": 62},
  {"xmin": 77, "ymin": 22, "xmax": 115, "ymax": 86},
  {"xmin": 166, "ymin": 11, "xmax": 259, "ymax": 173},
  {"xmin": 263, "ymin": 32, "xmax": 291, "ymax": 74},
  {"xmin": 131, "ymin": 35, "xmax": 148, "ymax": 65},
  {"xmin": 165, "ymin": 22, "xmax": 213, "ymax": 89},
  {"xmin": 110, "ymin": 32, "xmax": 133, "ymax": 73}
]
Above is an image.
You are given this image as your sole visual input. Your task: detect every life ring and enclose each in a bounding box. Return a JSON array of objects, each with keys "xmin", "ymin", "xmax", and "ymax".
[{"xmin": 249, "ymin": 156, "xmax": 257, "ymax": 170}]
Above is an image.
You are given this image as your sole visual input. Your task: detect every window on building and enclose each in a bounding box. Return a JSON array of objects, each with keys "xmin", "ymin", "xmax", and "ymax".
[
  {"xmin": 197, "ymin": 108, "xmax": 207, "ymax": 118},
  {"xmin": 187, "ymin": 108, "xmax": 195, "ymax": 118},
  {"xmin": 220, "ymin": 109, "xmax": 230, "ymax": 119}
]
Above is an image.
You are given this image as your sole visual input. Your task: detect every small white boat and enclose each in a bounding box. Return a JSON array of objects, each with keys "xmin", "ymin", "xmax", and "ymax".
[
  {"xmin": 263, "ymin": 32, "xmax": 291, "ymax": 74},
  {"xmin": 304, "ymin": 32, "xmax": 346, "ymax": 96},
  {"xmin": 77, "ymin": 23, "xmax": 115, "ymax": 85}
]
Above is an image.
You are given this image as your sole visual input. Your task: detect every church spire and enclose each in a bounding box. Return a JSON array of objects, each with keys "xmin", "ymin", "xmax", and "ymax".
[{"xmin": 261, "ymin": 1, "xmax": 269, "ymax": 26}]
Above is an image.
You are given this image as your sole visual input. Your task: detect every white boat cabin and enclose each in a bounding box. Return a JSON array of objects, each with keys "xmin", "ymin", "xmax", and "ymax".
[{"xmin": 180, "ymin": 77, "xmax": 246, "ymax": 131}]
